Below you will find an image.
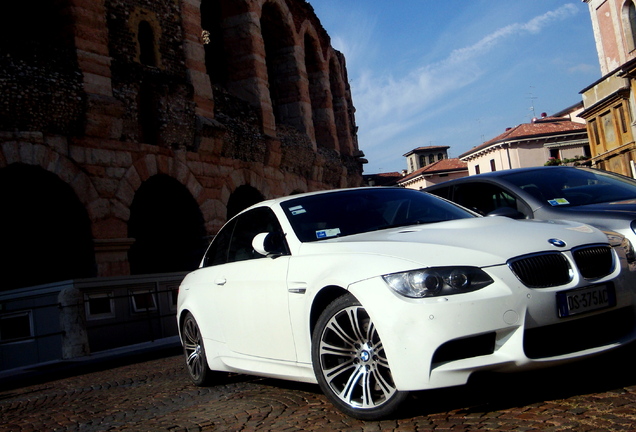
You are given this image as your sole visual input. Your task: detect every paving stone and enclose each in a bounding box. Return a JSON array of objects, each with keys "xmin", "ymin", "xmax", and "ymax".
[{"xmin": 2, "ymin": 352, "xmax": 636, "ymax": 431}]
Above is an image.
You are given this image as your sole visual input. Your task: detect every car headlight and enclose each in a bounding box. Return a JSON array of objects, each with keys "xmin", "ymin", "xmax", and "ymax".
[
  {"xmin": 382, "ymin": 267, "xmax": 494, "ymax": 298},
  {"xmin": 604, "ymin": 230, "xmax": 636, "ymax": 264}
]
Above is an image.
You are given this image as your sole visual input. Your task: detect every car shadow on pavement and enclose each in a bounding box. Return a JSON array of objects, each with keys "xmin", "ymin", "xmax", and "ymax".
[{"xmin": 400, "ymin": 341, "xmax": 636, "ymax": 418}]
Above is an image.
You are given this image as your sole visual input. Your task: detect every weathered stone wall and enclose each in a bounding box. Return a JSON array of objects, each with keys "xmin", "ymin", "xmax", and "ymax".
[{"xmin": 0, "ymin": 0, "xmax": 364, "ymax": 282}]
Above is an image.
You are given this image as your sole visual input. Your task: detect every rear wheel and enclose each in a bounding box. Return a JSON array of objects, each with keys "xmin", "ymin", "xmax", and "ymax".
[
  {"xmin": 182, "ymin": 312, "xmax": 214, "ymax": 386},
  {"xmin": 312, "ymin": 294, "xmax": 408, "ymax": 420}
]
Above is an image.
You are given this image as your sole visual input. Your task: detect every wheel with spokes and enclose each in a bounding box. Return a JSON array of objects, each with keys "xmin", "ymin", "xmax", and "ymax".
[
  {"xmin": 312, "ymin": 294, "xmax": 408, "ymax": 420},
  {"xmin": 181, "ymin": 312, "xmax": 214, "ymax": 386}
]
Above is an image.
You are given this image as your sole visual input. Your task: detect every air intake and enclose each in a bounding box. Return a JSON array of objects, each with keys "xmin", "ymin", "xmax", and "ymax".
[{"xmin": 508, "ymin": 252, "xmax": 571, "ymax": 288}]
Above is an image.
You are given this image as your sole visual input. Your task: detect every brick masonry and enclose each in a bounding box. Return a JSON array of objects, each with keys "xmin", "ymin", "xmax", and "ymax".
[{"xmin": 0, "ymin": 0, "xmax": 365, "ymax": 285}]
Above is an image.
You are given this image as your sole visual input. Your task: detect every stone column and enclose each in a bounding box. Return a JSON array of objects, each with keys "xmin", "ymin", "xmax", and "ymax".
[{"xmin": 58, "ymin": 285, "xmax": 90, "ymax": 359}]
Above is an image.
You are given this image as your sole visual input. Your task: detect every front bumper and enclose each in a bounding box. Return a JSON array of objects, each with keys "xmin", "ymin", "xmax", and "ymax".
[{"xmin": 348, "ymin": 263, "xmax": 636, "ymax": 391}]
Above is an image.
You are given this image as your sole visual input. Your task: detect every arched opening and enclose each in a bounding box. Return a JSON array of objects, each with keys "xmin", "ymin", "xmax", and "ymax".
[
  {"xmin": 138, "ymin": 20, "xmax": 157, "ymax": 66},
  {"xmin": 623, "ymin": 0, "xmax": 636, "ymax": 52},
  {"xmin": 261, "ymin": 2, "xmax": 303, "ymax": 131},
  {"xmin": 305, "ymin": 34, "xmax": 335, "ymax": 150},
  {"xmin": 201, "ymin": 0, "xmax": 228, "ymax": 86},
  {"xmin": 128, "ymin": 175, "xmax": 207, "ymax": 274},
  {"xmin": 0, "ymin": 164, "xmax": 96, "ymax": 291},
  {"xmin": 226, "ymin": 185, "xmax": 265, "ymax": 219}
]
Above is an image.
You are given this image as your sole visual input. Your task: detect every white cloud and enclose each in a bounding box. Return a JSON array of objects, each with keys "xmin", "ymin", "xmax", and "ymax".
[{"xmin": 352, "ymin": 4, "xmax": 581, "ymax": 154}]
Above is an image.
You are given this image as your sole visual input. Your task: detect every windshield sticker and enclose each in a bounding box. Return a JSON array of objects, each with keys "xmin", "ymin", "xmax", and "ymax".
[
  {"xmin": 548, "ymin": 198, "xmax": 569, "ymax": 206},
  {"xmin": 289, "ymin": 205, "xmax": 307, "ymax": 216},
  {"xmin": 316, "ymin": 228, "xmax": 341, "ymax": 239}
]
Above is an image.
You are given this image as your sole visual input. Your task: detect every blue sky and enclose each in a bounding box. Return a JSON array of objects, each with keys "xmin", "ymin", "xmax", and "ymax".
[{"xmin": 307, "ymin": 1, "xmax": 602, "ymax": 174}]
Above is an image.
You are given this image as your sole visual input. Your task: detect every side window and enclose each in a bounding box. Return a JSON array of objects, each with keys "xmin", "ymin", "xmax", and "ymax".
[
  {"xmin": 453, "ymin": 183, "xmax": 506, "ymax": 215},
  {"xmin": 227, "ymin": 207, "xmax": 288, "ymax": 263},
  {"xmin": 202, "ymin": 218, "xmax": 237, "ymax": 267},
  {"xmin": 427, "ymin": 185, "xmax": 451, "ymax": 200},
  {"xmin": 453, "ymin": 183, "xmax": 530, "ymax": 217}
]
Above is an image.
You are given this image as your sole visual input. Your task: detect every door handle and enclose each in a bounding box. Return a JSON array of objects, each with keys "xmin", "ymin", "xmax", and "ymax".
[{"xmin": 214, "ymin": 277, "xmax": 227, "ymax": 286}]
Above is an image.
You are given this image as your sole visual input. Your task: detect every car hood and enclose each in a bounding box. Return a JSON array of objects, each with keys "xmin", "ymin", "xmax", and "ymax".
[
  {"xmin": 564, "ymin": 199, "xmax": 636, "ymax": 215},
  {"xmin": 297, "ymin": 216, "xmax": 608, "ymax": 268}
]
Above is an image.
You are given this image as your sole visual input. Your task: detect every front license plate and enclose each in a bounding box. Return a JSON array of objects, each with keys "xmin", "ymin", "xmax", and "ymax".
[{"xmin": 556, "ymin": 283, "xmax": 616, "ymax": 318}]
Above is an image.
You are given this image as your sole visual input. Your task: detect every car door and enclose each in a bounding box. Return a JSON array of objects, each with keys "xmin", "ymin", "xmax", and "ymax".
[{"xmin": 212, "ymin": 207, "xmax": 296, "ymax": 361}]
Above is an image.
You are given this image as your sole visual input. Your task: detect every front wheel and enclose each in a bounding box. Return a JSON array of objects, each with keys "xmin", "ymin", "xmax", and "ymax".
[
  {"xmin": 181, "ymin": 312, "xmax": 214, "ymax": 386},
  {"xmin": 312, "ymin": 294, "xmax": 408, "ymax": 420}
]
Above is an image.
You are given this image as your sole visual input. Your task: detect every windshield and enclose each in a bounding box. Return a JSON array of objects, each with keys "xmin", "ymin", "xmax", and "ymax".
[
  {"xmin": 281, "ymin": 188, "xmax": 474, "ymax": 242},
  {"xmin": 501, "ymin": 168, "xmax": 636, "ymax": 207}
]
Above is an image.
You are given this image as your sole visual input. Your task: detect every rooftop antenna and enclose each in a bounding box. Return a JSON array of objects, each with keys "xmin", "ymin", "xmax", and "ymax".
[{"xmin": 527, "ymin": 87, "xmax": 537, "ymax": 120}]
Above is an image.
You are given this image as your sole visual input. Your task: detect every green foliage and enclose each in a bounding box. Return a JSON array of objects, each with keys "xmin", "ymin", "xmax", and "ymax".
[{"xmin": 544, "ymin": 155, "xmax": 589, "ymax": 166}]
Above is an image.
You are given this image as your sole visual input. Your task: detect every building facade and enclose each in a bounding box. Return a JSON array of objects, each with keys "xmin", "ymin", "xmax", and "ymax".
[
  {"xmin": 459, "ymin": 115, "xmax": 590, "ymax": 175},
  {"xmin": 581, "ymin": 0, "xmax": 636, "ymax": 176},
  {"xmin": 396, "ymin": 158, "xmax": 468, "ymax": 190},
  {"xmin": 403, "ymin": 146, "xmax": 450, "ymax": 174},
  {"xmin": 0, "ymin": 0, "xmax": 365, "ymax": 291}
]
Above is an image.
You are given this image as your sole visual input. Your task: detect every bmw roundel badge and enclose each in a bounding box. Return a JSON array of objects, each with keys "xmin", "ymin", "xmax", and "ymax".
[{"xmin": 548, "ymin": 238, "xmax": 566, "ymax": 247}]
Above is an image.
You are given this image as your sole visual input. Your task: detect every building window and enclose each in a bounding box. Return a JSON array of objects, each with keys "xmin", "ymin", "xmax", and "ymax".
[
  {"xmin": 85, "ymin": 292, "xmax": 116, "ymax": 320},
  {"xmin": 438, "ymin": 153, "xmax": 444, "ymax": 161},
  {"xmin": 490, "ymin": 159, "xmax": 496, "ymax": 172},
  {"xmin": 138, "ymin": 21, "xmax": 157, "ymax": 66},
  {"xmin": 0, "ymin": 311, "xmax": 33, "ymax": 342},
  {"xmin": 428, "ymin": 155, "xmax": 435, "ymax": 164},
  {"xmin": 601, "ymin": 111, "xmax": 617, "ymax": 146},
  {"xmin": 475, "ymin": 165, "xmax": 480, "ymax": 174},
  {"xmin": 420, "ymin": 155, "xmax": 426, "ymax": 167},
  {"xmin": 590, "ymin": 119, "xmax": 600, "ymax": 147},
  {"xmin": 617, "ymin": 104, "xmax": 628, "ymax": 133},
  {"xmin": 623, "ymin": 0, "xmax": 636, "ymax": 52},
  {"xmin": 130, "ymin": 289, "xmax": 158, "ymax": 313}
]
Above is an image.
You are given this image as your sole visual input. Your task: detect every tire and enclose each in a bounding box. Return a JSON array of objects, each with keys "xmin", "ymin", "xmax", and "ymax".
[
  {"xmin": 181, "ymin": 312, "xmax": 214, "ymax": 386},
  {"xmin": 312, "ymin": 294, "xmax": 408, "ymax": 420}
]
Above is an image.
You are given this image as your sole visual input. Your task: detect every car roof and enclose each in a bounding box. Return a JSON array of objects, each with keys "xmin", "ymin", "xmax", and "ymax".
[
  {"xmin": 243, "ymin": 186, "xmax": 408, "ymax": 211},
  {"xmin": 425, "ymin": 166, "xmax": 593, "ymax": 188}
]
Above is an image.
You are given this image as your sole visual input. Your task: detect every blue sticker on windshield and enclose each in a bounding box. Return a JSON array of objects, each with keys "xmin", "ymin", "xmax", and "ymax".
[
  {"xmin": 316, "ymin": 228, "xmax": 341, "ymax": 239},
  {"xmin": 548, "ymin": 198, "xmax": 569, "ymax": 206}
]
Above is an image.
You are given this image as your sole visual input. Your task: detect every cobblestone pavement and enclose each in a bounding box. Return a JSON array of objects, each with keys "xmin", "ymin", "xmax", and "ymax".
[{"xmin": 2, "ymin": 344, "xmax": 636, "ymax": 432}]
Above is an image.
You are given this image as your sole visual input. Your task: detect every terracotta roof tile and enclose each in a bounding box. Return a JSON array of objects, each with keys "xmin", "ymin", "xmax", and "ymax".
[
  {"xmin": 397, "ymin": 158, "xmax": 467, "ymax": 183},
  {"xmin": 459, "ymin": 118, "xmax": 587, "ymax": 159}
]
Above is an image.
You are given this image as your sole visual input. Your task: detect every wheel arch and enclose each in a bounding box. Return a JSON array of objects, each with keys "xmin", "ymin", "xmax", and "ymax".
[{"xmin": 309, "ymin": 285, "xmax": 350, "ymax": 337}]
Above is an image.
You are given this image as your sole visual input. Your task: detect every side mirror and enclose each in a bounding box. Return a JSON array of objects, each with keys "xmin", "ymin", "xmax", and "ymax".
[
  {"xmin": 486, "ymin": 207, "xmax": 526, "ymax": 220},
  {"xmin": 252, "ymin": 232, "xmax": 287, "ymax": 258}
]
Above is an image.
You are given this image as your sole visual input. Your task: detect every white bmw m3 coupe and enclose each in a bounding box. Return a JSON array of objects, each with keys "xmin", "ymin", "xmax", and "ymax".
[{"xmin": 177, "ymin": 187, "xmax": 636, "ymax": 419}]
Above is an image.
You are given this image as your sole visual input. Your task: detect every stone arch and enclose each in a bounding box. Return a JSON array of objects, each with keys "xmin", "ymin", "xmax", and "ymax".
[
  {"xmin": 128, "ymin": 174, "xmax": 207, "ymax": 274},
  {"xmin": 128, "ymin": 7, "xmax": 163, "ymax": 68},
  {"xmin": 260, "ymin": 0, "xmax": 305, "ymax": 133},
  {"xmin": 120, "ymin": 154, "xmax": 205, "ymax": 210},
  {"xmin": 303, "ymin": 29, "xmax": 337, "ymax": 150},
  {"xmin": 226, "ymin": 184, "xmax": 265, "ymax": 219},
  {"xmin": 0, "ymin": 163, "xmax": 96, "ymax": 290},
  {"xmin": 0, "ymin": 142, "xmax": 102, "ymax": 215},
  {"xmin": 328, "ymin": 53, "xmax": 353, "ymax": 156}
]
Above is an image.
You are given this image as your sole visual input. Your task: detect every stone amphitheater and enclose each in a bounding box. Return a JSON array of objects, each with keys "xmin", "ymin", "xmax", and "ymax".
[{"xmin": 0, "ymin": 0, "xmax": 365, "ymax": 290}]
